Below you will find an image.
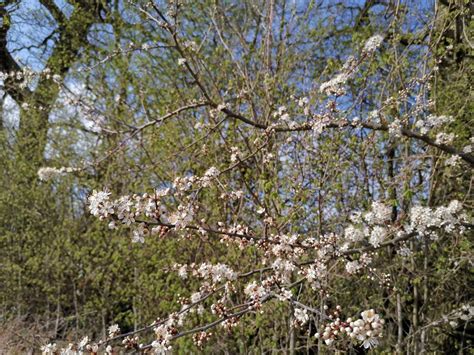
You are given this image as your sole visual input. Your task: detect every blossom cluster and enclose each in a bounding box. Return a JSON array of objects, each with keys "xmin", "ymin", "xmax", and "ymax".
[
  {"xmin": 151, "ymin": 323, "xmax": 177, "ymax": 353},
  {"xmin": 344, "ymin": 253, "xmax": 373, "ymax": 275},
  {"xmin": 343, "ymin": 201, "xmax": 392, "ymax": 249},
  {"xmin": 415, "ymin": 114, "xmax": 454, "ymax": 135},
  {"xmin": 271, "ymin": 98, "xmax": 310, "ymax": 129},
  {"xmin": 1, "ymin": 67, "xmax": 62, "ymax": 91},
  {"xmin": 319, "ymin": 34, "xmax": 384, "ymax": 95},
  {"xmin": 175, "ymin": 262, "xmax": 237, "ymax": 283},
  {"xmin": 40, "ymin": 336, "xmax": 103, "ymax": 355},
  {"xmin": 316, "ymin": 308, "xmax": 384, "ymax": 349},
  {"xmin": 243, "ymin": 280, "xmax": 267, "ymax": 299},
  {"xmin": 38, "ymin": 167, "xmax": 77, "ymax": 181},
  {"xmin": 293, "ymin": 308, "xmax": 310, "ymax": 326},
  {"xmin": 343, "ymin": 200, "xmax": 466, "ymax": 250},
  {"xmin": 407, "ymin": 200, "xmax": 466, "ymax": 240},
  {"xmin": 87, "ymin": 188, "xmax": 172, "ymax": 242}
]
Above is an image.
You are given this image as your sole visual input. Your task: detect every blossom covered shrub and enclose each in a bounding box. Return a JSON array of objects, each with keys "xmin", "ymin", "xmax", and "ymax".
[
  {"xmin": 0, "ymin": 0, "xmax": 472, "ymax": 353},
  {"xmin": 38, "ymin": 17, "xmax": 472, "ymax": 355}
]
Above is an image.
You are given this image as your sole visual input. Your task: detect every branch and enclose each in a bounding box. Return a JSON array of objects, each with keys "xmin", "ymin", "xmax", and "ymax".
[
  {"xmin": 92, "ymin": 102, "xmax": 210, "ymax": 166},
  {"xmin": 142, "ymin": 220, "xmax": 305, "ymax": 249},
  {"xmin": 137, "ymin": 3, "xmax": 474, "ymax": 167},
  {"xmin": 168, "ymin": 302, "xmax": 256, "ymax": 341},
  {"xmin": 101, "ymin": 230, "xmax": 420, "ymax": 348},
  {"xmin": 139, "ymin": 4, "xmax": 268, "ymax": 130},
  {"xmin": 139, "ymin": 295, "xmax": 274, "ymax": 350},
  {"xmin": 103, "ymin": 285, "xmax": 227, "ymax": 345},
  {"xmin": 139, "ymin": 280, "xmax": 310, "ymax": 350},
  {"xmin": 220, "ymin": 116, "xmax": 474, "ymax": 166},
  {"xmin": 0, "ymin": 4, "xmax": 32, "ymax": 102},
  {"xmin": 290, "ymin": 299, "xmax": 329, "ymax": 319},
  {"xmin": 134, "ymin": 102, "xmax": 208, "ymax": 131},
  {"xmin": 341, "ymin": 231, "xmax": 417, "ymax": 256}
]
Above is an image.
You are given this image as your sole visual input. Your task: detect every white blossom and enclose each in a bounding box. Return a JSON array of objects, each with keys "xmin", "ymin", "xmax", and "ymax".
[
  {"xmin": 408, "ymin": 200, "xmax": 464, "ymax": 239},
  {"xmin": 320, "ymin": 72, "xmax": 349, "ymax": 95},
  {"xmin": 397, "ymin": 246, "xmax": 412, "ymax": 257},
  {"xmin": 190, "ymin": 291, "xmax": 202, "ymax": 303},
  {"xmin": 369, "ymin": 226, "xmax": 387, "ymax": 247},
  {"xmin": 294, "ymin": 308, "xmax": 309, "ymax": 325},
  {"xmin": 152, "ymin": 325, "xmax": 173, "ymax": 354},
  {"xmin": 445, "ymin": 155, "xmax": 462, "ymax": 167},
  {"xmin": 201, "ymin": 167, "xmax": 220, "ymax": 187},
  {"xmin": 197, "ymin": 263, "xmax": 237, "ymax": 283},
  {"xmin": 388, "ymin": 119, "xmax": 402, "ymax": 139},
  {"xmin": 364, "ymin": 201, "xmax": 392, "ymax": 225},
  {"xmin": 345, "ymin": 260, "xmax": 361, "ymax": 274},
  {"xmin": 276, "ymin": 289, "xmax": 293, "ymax": 301},
  {"xmin": 88, "ymin": 190, "xmax": 113, "ymax": 218},
  {"xmin": 230, "ymin": 146, "xmax": 241, "ymax": 163},
  {"xmin": 344, "ymin": 225, "xmax": 365, "ymax": 243},
  {"xmin": 244, "ymin": 281, "xmax": 268, "ymax": 300},
  {"xmin": 132, "ymin": 223, "xmax": 148, "ymax": 243},
  {"xmin": 78, "ymin": 336, "xmax": 89, "ymax": 349},
  {"xmin": 37, "ymin": 167, "xmax": 74, "ymax": 181},
  {"xmin": 363, "ymin": 34, "xmax": 384, "ymax": 54},
  {"xmin": 168, "ymin": 205, "xmax": 194, "ymax": 229},
  {"xmin": 435, "ymin": 132, "xmax": 455, "ymax": 145},
  {"xmin": 41, "ymin": 343, "xmax": 57, "ymax": 354},
  {"xmin": 151, "ymin": 340, "xmax": 170, "ymax": 354},
  {"xmin": 298, "ymin": 97, "xmax": 309, "ymax": 107},
  {"xmin": 178, "ymin": 265, "xmax": 188, "ymax": 279},
  {"xmin": 108, "ymin": 323, "xmax": 120, "ymax": 337}
]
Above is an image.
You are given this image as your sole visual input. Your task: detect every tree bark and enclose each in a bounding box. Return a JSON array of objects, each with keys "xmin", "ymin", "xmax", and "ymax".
[{"xmin": 1, "ymin": 1, "xmax": 104, "ymax": 170}]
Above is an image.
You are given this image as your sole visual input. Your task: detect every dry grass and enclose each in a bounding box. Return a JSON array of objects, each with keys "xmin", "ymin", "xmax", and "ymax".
[{"xmin": 0, "ymin": 317, "xmax": 53, "ymax": 354}]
